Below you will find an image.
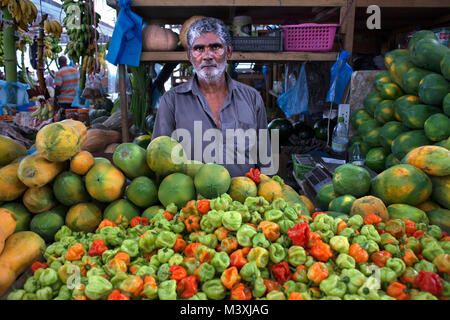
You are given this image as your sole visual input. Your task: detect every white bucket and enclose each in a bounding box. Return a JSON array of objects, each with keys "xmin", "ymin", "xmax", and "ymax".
[{"xmin": 233, "ymin": 16, "xmax": 252, "ymax": 37}]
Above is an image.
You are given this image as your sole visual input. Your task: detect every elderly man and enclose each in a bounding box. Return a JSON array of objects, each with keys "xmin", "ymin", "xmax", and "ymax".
[{"xmin": 152, "ymin": 17, "xmax": 276, "ymax": 177}]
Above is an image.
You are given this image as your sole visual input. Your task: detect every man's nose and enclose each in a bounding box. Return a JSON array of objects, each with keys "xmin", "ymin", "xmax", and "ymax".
[{"xmin": 201, "ymin": 47, "xmax": 214, "ymax": 59}]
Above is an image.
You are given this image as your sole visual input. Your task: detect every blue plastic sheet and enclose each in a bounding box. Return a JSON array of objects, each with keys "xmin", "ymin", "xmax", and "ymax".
[
  {"xmin": 106, "ymin": 0, "xmax": 143, "ymax": 67},
  {"xmin": 276, "ymin": 63, "xmax": 309, "ymax": 118},
  {"xmin": 0, "ymin": 80, "xmax": 30, "ymax": 111},
  {"xmin": 326, "ymin": 51, "xmax": 353, "ymax": 104},
  {"xmin": 71, "ymin": 87, "xmax": 91, "ymax": 108}
]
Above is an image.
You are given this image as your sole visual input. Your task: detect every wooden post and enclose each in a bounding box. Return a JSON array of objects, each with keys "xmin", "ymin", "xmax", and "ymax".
[
  {"xmin": 340, "ymin": 0, "xmax": 356, "ymax": 56},
  {"xmin": 119, "ymin": 63, "xmax": 129, "ymax": 143}
]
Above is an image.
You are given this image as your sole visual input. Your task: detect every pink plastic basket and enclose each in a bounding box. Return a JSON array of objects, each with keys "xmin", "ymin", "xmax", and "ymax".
[{"xmin": 282, "ymin": 23, "xmax": 340, "ymax": 52}]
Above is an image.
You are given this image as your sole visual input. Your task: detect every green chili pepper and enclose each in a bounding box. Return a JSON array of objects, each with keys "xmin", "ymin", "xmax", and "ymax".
[
  {"xmin": 222, "ymin": 211, "xmax": 242, "ymax": 231},
  {"xmin": 283, "ymin": 206, "xmax": 298, "ymax": 221},
  {"xmin": 287, "ymin": 246, "xmax": 307, "ymax": 266},
  {"xmin": 357, "ymin": 277, "xmax": 380, "ymax": 300},
  {"xmin": 340, "ymin": 269, "xmax": 366, "ymax": 294},
  {"xmin": 183, "ymin": 258, "xmax": 200, "ymax": 276},
  {"xmin": 330, "ymin": 236, "xmax": 350, "ymax": 254},
  {"xmin": 136, "ymin": 265, "xmax": 157, "ymax": 278},
  {"xmin": 347, "ymin": 215, "xmax": 364, "ymax": 230},
  {"xmin": 365, "ymin": 240, "xmax": 380, "ymax": 255},
  {"xmin": 410, "ymin": 291, "xmax": 438, "ymax": 300},
  {"xmin": 266, "ymin": 290, "xmax": 286, "ymax": 300},
  {"xmin": 157, "ymin": 263, "xmax": 171, "ymax": 282},
  {"xmin": 380, "ymin": 232, "xmax": 399, "ymax": 246},
  {"xmin": 343, "ymin": 294, "xmax": 366, "ymax": 300},
  {"xmin": 54, "ymin": 285, "xmax": 71, "ymax": 300},
  {"xmin": 157, "ymin": 248, "xmax": 175, "ymax": 263},
  {"xmin": 264, "ymin": 209, "xmax": 283, "ymax": 222},
  {"xmin": 141, "ymin": 281, "xmax": 158, "ymax": 300},
  {"xmin": 269, "ymin": 243, "xmax": 287, "ymax": 263},
  {"xmin": 202, "ymin": 279, "xmax": 226, "ymax": 300},
  {"xmin": 149, "ymin": 255, "xmax": 161, "ymax": 269},
  {"xmin": 99, "ymin": 226, "xmax": 126, "ymax": 247},
  {"xmin": 236, "ymin": 224, "xmax": 257, "ymax": 247},
  {"xmin": 278, "ymin": 219, "xmax": 295, "ymax": 234},
  {"xmin": 110, "ymin": 272, "xmax": 129, "ymax": 290},
  {"xmin": 54, "ymin": 225, "xmax": 72, "ymax": 242},
  {"xmin": 39, "ymin": 268, "xmax": 58, "ymax": 287},
  {"xmin": 120, "ymin": 239, "xmax": 139, "ymax": 258},
  {"xmin": 158, "ymin": 280, "xmax": 177, "ymax": 300},
  {"xmin": 339, "ymin": 227, "xmax": 356, "ymax": 239},
  {"xmin": 379, "ymin": 267, "xmax": 397, "ymax": 283},
  {"xmin": 196, "ymin": 263, "xmax": 216, "ymax": 282},
  {"xmin": 248, "ymin": 247, "xmax": 269, "ymax": 268},
  {"xmin": 414, "ymin": 259, "xmax": 438, "ymax": 273},
  {"xmin": 384, "ymin": 244, "xmax": 400, "ymax": 256},
  {"xmin": 86, "ymin": 267, "xmax": 107, "ymax": 279},
  {"xmin": 170, "ymin": 218, "xmax": 185, "ymax": 234},
  {"xmin": 252, "ymin": 232, "xmax": 270, "ymax": 248},
  {"xmin": 189, "ymin": 231, "xmax": 206, "ymax": 243},
  {"xmin": 7, "ymin": 289, "xmax": 26, "ymax": 300},
  {"xmin": 22, "ymin": 293, "xmax": 37, "ymax": 300},
  {"xmin": 336, "ymin": 253, "xmax": 356, "ymax": 269},
  {"xmin": 200, "ymin": 234, "xmax": 218, "ymax": 249},
  {"xmin": 421, "ymin": 239, "xmax": 445, "ymax": 261},
  {"xmin": 439, "ymin": 240, "xmax": 450, "ymax": 254},
  {"xmin": 35, "ymin": 286, "xmax": 53, "ymax": 300},
  {"xmin": 250, "ymin": 211, "xmax": 263, "ymax": 225},
  {"xmin": 283, "ymin": 280, "xmax": 297, "ymax": 297},
  {"xmin": 385, "ymin": 257, "xmax": 406, "ymax": 276},
  {"xmin": 251, "ymin": 276, "xmax": 267, "ymax": 298},
  {"xmin": 188, "ymin": 292, "xmax": 208, "ymax": 300},
  {"xmin": 155, "ymin": 230, "xmax": 177, "ymax": 248},
  {"xmin": 360, "ymin": 225, "xmax": 381, "ymax": 243},
  {"xmin": 85, "ymin": 275, "xmax": 113, "ymax": 300},
  {"xmin": 168, "ymin": 253, "xmax": 184, "ymax": 267},
  {"xmin": 210, "ymin": 251, "xmax": 230, "ymax": 273},
  {"xmin": 240, "ymin": 261, "xmax": 261, "ymax": 282},
  {"xmin": 275, "ymin": 234, "xmax": 292, "ymax": 248}
]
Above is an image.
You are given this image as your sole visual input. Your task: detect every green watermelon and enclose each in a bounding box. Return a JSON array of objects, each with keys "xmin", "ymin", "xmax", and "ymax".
[
  {"xmin": 293, "ymin": 121, "xmax": 314, "ymax": 139},
  {"xmin": 418, "ymin": 73, "xmax": 450, "ymax": 106},
  {"xmin": 329, "ymin": 195, "xmax": 356, "ymax": 214},
  {"xmin": 401, "ymin": 104, "xmax": 441, "ymax": 129},
  {"xmin": 363, "ymin": 91, "xmax": 383, "ymax": 116},
  {"xmin": 268, "ymin": 118, "xmax": 295, "ymax": 142},
  {"xmin": 374, "ymin": 100, "xmax": 395, "ymax": 124},
  {"xmin": 314, "ymin": 119, "xmax": 336, "ymax": 141},
  {"xmin": 374, "ymin": 72, "xmax": 392, "ymax": 91},
  {"xmin": 350, "ymin": 109, "xmax": 373, "ymax": 130},
  {"xmin": 393, "ymin": 95, "xmax": 421, "ymax": 121},
  {"xmin": 441, "ymin": 51, "xmax": 450, "ymax": 81},
  {"xmin": 379, "ymin": 121, "xmax": 408, "ymax": 149},
  {"xmin": 401, "ymin": 67, "xmax": 432, "ymax": 95},
  {"xmin": 365, "ymin": 147, "xmax": 388, "ymax": 173},
  {"xmin": 444, "ymin": 93, "xmax": 450, "ymax": 117},
  {"xmin": 408, "ymin": 30, "xmax": 438, "ymax": 54},
  {"xmin": 391, "ymin": 130, "xmax": 431, "ymax": 160},
  {"xmin": 411, "ymin": 38, "xmax": 450, "ymax": 73},
  {"xmin": 316, "ymin": 183, "xmax": 337, "ymax": 211},
  {"xmin": 424, "ymin": 113, "xmax": 450, "ymax": 142},
  {"xmin": 385, "ymin": 153, "xmax": 400, "ymax": 169}
]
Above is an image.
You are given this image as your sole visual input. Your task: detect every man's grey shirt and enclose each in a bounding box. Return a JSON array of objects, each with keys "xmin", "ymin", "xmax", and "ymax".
[{"xmin": 152, "ymin": 73, "xmax": 272, "ymax": 177}]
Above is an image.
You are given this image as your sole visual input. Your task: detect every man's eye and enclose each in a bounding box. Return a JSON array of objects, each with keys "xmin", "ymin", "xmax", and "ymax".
[
  {"xmin": 211, "ymin": 44, "xmax": 222, "ymax": 50},
  {"xmin": 195, "ymin": 47, "xmax": 204, "ymax": 51}
]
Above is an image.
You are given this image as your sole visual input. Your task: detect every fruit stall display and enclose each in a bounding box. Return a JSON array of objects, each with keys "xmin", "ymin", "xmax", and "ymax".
[
  {"xmin": 349, "ymin": 29, "xmax": 450, "ymax": 174},
  {"xmin": 0, "ymin": 115, "xmax": 449, "ymax": 300}
]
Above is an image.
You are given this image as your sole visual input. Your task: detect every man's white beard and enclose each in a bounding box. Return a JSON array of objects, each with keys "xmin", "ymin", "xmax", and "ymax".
[{"xmin": 196, "ymin": 61, "xmax": 227, "ymax": 82}]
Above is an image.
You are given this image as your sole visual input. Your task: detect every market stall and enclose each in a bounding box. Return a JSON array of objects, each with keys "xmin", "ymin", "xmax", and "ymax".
[{"xmin": 0, "ymin": 0, "xmax": 449, "ymax": 302}]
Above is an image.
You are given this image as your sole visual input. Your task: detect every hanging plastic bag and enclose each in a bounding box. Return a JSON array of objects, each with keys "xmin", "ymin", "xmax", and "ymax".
[
  {"xmin": 326, "ymin": 50, "xmax": 353, "ymax": 104},
  {"xmin": 81, "ymin": 74, "xmax": 103, "ymax": 100},
  {"xmin": 0, "ymin": 80, "xmax": 30, "ymax": 107},
  {"xmin": 71, "ymin": 87, "xmax": 91, "ymax": 108},
  {"xmin": 276, "ymin": 62, "xmax": 309, "ymax": 118}
]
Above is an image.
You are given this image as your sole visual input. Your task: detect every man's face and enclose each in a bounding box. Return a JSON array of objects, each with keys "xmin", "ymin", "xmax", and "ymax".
[{"xmin": 188, "ymin": 32, "xmax": 232, "ymax": 82}]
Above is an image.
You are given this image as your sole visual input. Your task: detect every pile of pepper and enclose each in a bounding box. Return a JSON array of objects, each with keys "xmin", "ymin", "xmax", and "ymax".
[{"xmin": 6, "ymin": 193, "xmax": 450, "ymax": 300}]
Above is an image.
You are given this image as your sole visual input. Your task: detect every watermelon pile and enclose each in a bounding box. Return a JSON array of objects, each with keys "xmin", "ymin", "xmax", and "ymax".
[{"xmin": 349, "ymin": 30, "xmax": 450, "ymax": 174}]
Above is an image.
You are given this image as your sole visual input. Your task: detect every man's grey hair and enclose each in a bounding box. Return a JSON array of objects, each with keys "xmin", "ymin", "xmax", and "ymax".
[{"xmin": 187, "ymin": 17, "xmax": 232, "ymax": 50}]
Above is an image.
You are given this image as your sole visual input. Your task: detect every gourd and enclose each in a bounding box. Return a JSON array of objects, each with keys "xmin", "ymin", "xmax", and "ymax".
[
  {"xmin": 142, "ymin": 25, "xmax": 179, "ymax": 51},
  {"xmin": 180, "ymin": 15, "xmax": 205, "ymax": 49},
  {"xmin": 0, "ymin": 231, "xmax": 45, "ymax": 296},
  {"xmin": 0, "ymin": 208, "xmax": 17, "ymax": 254},
  {"xmin": 81, "ymin": 129, "xmax": 121, "ymax": 153}
]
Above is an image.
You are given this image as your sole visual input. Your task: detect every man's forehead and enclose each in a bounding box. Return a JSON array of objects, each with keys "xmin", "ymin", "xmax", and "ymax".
[{"xmin": 192, "ymin": 32, "xmax": 224, "ymax": 45}]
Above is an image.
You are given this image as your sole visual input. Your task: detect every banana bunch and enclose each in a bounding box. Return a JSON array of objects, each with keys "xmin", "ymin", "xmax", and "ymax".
[
  {"xmin": 44, "ymin": 36, "xmax": 62, "ymax": 60},
  {"xmin": 30, "ymin": 98, "xmax": 54, "ymax": 120},
  {"xmin": 16, "ymin": 33, "xmax": 32, "ymax": 53},
  {"xmin": 44, "ymin": 20, "xmax": 63, "ymax": 38},
  {"xmin": 63, "ymin": 0, "xmax": 101, "ymax": 64},
  {"xmin": 81, "ymin": 55, "xmax": 98, "ymax": 73},
  {"xmin": 3, "ymin": 0, "xmax": 38, "ymax": 31}
]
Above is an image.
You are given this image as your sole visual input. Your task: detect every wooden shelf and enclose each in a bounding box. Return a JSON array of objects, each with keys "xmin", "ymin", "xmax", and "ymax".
[
  {"xmin": 356, "ymin": 0, "xmax": 450, "ymax": 7},
  {"xmin": 141, "ymin": 51, "xmax": 339, "ymax": 62}
]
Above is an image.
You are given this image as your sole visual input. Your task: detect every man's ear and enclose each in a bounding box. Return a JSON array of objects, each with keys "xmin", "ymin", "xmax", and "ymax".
[{"xmin": 226, "ymin": 44, "xmax": 233, "ymax": 59}]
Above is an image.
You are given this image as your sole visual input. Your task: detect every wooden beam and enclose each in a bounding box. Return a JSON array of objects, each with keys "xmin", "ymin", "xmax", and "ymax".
[
  {"xmin": 140, "ymin": 51, "xmax": 339, "ymax": 62},
  {"xmin": 314, "ymin": 7, "xmax": 340, "ymax": 22},
  {"xmin": 356, "ymin": 0, "xmax": 450, "ymax": 7},
  {"xmin": 340, "ymin": 0, "xmax": 356, "ymax": 54},
  {"xmin": 131, "ymin": 0, "xmax": 347, "ymax": 7}
]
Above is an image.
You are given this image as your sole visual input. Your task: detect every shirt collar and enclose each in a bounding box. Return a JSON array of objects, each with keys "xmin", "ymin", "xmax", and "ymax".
[{"xmin": 175, "ymin": 72, "xmax": 235, "ymax": 94}]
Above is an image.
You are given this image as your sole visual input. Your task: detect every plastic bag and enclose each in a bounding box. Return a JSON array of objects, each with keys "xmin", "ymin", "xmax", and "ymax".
[
  {"xmin": 81, "ymin": 74, "xmax": 103, "ymax": 100},
  {"xmin": 326, "ymin": 50, "xmax": 353, "ymax": 104},
  {"xmin": 0, "ymin": 80, "xmax": 30, "ymax": 107},
  {"xmin": 71, "ymin": 87, "xmax": 91, "ymax": 108},
  {"xmin": 276, "ymin": 62, "xmax": 309, "ymax": 118}
]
